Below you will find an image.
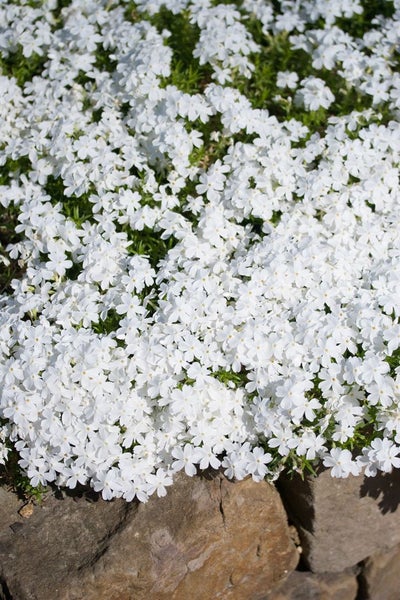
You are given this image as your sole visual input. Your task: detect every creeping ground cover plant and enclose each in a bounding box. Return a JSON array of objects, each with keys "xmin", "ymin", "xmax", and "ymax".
[{"xmin": 1, "ymin": 0, "xmax": 400, "ymax": 501}]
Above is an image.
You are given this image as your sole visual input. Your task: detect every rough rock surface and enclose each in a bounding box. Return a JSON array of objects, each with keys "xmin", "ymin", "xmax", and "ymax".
[
  {"xmin": 0, "ymin": 485, "xmax": 24, "ymax": 527},
  {"xmin": 264, "ymin": 569, "xmax": 358, "ymax": 600},
  {"xmin": 0, "ymin": 486, "xmax": 129, "ymax": 600},
  {"xmin": 358, "ymin": 543, "xmax": 400, "ymax": 600},
  {"xmin": 0, "ymin": 471, "xmax": 298, "ymax": 600},
  {"xmin": 277, "ymin": 468, "xmax": 400, "ymax": 572}
]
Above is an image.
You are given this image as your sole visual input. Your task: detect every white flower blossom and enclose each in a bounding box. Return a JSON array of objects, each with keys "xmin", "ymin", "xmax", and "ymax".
[{"xmin": 0, "ymin": 0, "xmax": 399, "ymax": 501}]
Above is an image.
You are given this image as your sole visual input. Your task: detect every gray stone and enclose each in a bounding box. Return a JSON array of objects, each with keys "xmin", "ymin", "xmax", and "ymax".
[
  {"xmin": 277, "ymin": 468, "xmax": 400, "ymax": 572},
  {"xmin": 358, "ymin": 543, "xmax": 400, "ymax": 600},
  {"xmin": 0, "ymin": 485, "xmax": 25, "ymax": 526},
  {"xmin": 0, "ymin": 471, "xmax": 298, "ymax": 600},
  {"xmin": 264, "ymin": 569, "xmax": 358, "ymax": 600}
]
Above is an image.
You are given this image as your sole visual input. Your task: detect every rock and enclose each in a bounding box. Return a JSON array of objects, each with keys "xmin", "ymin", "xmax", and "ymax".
[
  {"xmin": 0, "ymin": 486, "xmax": 129, "ymax": 600},
  {"xmin": 358, "ymin": 543, "xmax": 400, "ymax": 600},
  {"xmin": 264, "ymin": 570, "xmax": 358, "ymax": 600},
  {"xmin": 0, "ymin": 471, "xmax": 298, "ymax": 599},
  {"xmin": 0, "ymin": 485, "xmax": 25, "ymax": 526},
  {"xmin": 277, "ymin": 468, "xmax": 400, "ymax": 572}
]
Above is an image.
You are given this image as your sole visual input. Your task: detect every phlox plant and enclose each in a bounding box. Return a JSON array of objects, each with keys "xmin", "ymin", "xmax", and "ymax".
[{"xmin": 1, "ymin": 0, "xmax": 400, "ymax": 502}]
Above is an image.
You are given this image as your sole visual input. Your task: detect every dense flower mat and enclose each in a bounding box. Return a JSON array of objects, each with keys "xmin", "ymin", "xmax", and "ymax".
[{"xmin": 1, "ymin": 0, "xmax": 400, "ymax": 500}]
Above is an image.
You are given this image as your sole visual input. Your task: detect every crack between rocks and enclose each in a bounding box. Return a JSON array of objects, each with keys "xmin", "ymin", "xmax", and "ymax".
[
  {"xmin": 218, "ymin": 478, "xmax": 226, "ymax": 530},
  {"xmin": 0, "ymin": 576, "xmax": 13, "ymax": 600},
  {"xmin": 355, "ymin": 559, "xmax": 368, "ymax": 600}
]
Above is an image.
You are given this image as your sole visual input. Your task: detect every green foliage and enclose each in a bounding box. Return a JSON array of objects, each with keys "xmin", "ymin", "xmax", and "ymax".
[
  {"xmin": 44, "ymin": 176, "xmax": 94, "ymax": 226},
  {"xmin": 210, "ymin": 0, "xmax": 242, "ymax": 6},
  {"xmin": 125, "ymin": 227, "xmax": 177, "ymax": 269},
  {"xmin": 187, "ymin": 116, "xmax": 231, "ymax": 172},
  {"xmin": 336, "ymin": 0, "xmax": 395, "ymax": 38},
  {"xmin": 121, "ymin": 1, "xmax": 390, "ymax": 144},
  {"xmin": 0, "ymin": 159, "xmax": 31, "ymax": 293},
  {"xmin": 0, "ymin": 232, "xmax": 23, "ymax": 295},
  {"xmin": 123, "ymin": 1, "xmax": 141, "ymax": 22},
  {"xmin": 51, "ymin": 0, "xmax": 72, "ymax": 27},
  {"xmin": 385, "ymin": 347, "xmax": 400, "ymax": 375},
  {"xmin": 92, "ymin": 308, "xmax": 121, "ymax": 335},
  {"xmin": 321, "ymin": 66, "xmax": 380, "ymax": 122},
  {"xmin": 233, "ymin": 23, "xmax": 376, "ymax": 134},
  {"xmin": 0, "ymin": 157, "xmax": 32, "ymax": 185},
  {"xmin": 0, "ymin": 47, "xmax": 47, "ymax": 86},
  {"xmin": 156, "ymin": 8, "xmax": 213, "ymax": 94},
  {"xmin": 241, "ymin": 216, "xmax": 264, "ymax": 237},
  {"xmin": 341, "ymin": 412, "xmax": 378, "ymax": 452},
  {"xmin": 64, "ymin": 255, "xmax": 82, "ymax": 281},
  {"xmin": 0, "ymin": 449, "xmax": 48, "ymax": 503},
  {"xmin": 270, "ymin": 210, "xmax": 283, "ymax": 226},
  {"xmin": 275, "ymin": 449, "xmax": 319, "ymax": 479},
  {"xmin": 125, "ymin": 3, "xmax": 213, "ymax": 93},
  {"xmin": 235, "ymin": 29, "xmax": 304, "ymax": 111},
  {"xmin": 212, "ymin": 369, "xmax": 248, "ymax": 387},
  {"xmin": 94, "ymin": 48, "xmax": 118, "ymax": 74}
]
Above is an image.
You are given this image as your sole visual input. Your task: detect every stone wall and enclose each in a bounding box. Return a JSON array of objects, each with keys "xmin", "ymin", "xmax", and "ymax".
[{"xmin": 1, "ymin": 468, "xmax": 400, "ymax": 599}]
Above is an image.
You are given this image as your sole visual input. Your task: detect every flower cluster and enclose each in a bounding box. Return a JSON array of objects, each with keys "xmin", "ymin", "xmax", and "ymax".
[{"xmin": 1, "ymin": 0, "xmax": 400, "ymax": 501}]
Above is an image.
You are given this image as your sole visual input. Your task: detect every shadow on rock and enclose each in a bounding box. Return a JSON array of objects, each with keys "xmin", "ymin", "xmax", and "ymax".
[{"xmin": 359, "ymin": 469, "xmax": 400, "ymax": 514}]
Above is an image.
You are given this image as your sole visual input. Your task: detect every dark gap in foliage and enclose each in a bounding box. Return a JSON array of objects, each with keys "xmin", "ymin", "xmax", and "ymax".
[
  {"xmin": 44, "ymin": 175, "xmax": 95, "ymax": 226},
  {"xmin": 0, "ymin": 448, "xmax": 48, "ymax": 502},
  {"xmin": 335, "ymin": 0, "xmax": 395, "ymax": 39},
  {"xmin": 0, "ymin": 47, "xmax": 47, "ymax": 87},
  {"xmin": 152, "ymin": 7, "xmax": 213, "ymax": 93},
  {"xmin": 125, "ymin": 227, "xmax": 178, "ymax": 270}
]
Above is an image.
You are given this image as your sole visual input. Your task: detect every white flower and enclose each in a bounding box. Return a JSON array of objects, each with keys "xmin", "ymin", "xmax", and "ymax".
[
  {"xmin": 246, "ymin": 446, "xmax": 272, "ymax": 481},
  {"xmin": 171, "ymin": 444, "xmax": 201, "ymax": 477},
  {"xmin": 367, "ymin": 438, "xmax": 400, "ymax": 473},
  {"xmin": 145, "ymin": 469, "xmax": 173, "ymax": 498},
  {"xmin": 323, "ymin": 448, "xmax": 361, "ymax": 477},
  {"xmin": 0, "ymin": 0, "xmax": 399, "ymax": 501},
  {"xmin": 276, "ymin": 71, "xmax": 299, "ymax": 90},
  {"xmin": 196, "ymin": 445, "xmax": 221, "ymax": 470},
  {"xmin": 296, "ymin": 76, "xmax": 335, "ymax": 111}
]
